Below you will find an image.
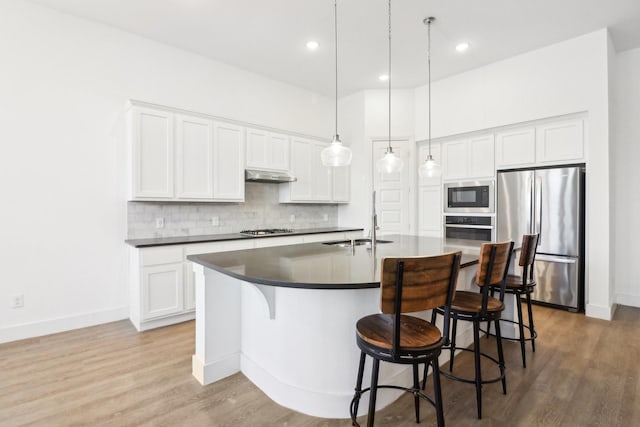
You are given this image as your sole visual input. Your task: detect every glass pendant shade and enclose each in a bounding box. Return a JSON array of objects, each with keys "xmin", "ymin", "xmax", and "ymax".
[
  {"xmin": 376, "ymin": 147, "xmax": 404, "ymax": 174},
  {"xmin": 321, "ymin": 135, "xmax": 352, "ymax": 167},
  {"xmin": 419, "ymin": 154, "xmax": 442, "ymax": 178}
]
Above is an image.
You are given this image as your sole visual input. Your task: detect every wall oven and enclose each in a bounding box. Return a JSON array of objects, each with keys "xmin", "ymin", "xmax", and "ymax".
[
  {"xmin": 444, "ymin": 180, "xmax": 495, "ymax": 214},
  {"xmin": 444, "ymin": 215, "xmax": 495, "ymax": 242}
]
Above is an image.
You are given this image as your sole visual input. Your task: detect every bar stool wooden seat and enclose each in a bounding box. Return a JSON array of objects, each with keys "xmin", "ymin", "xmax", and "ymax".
[
  {"xmin": 350, "ymin": 251, "xmax": 462, "ymax": 427},
  {"xmin": 487, "ymin": 234, "xmax": 539, "ymax": 368},
  {"xmin": 431, "ymin": 241, "xmax": 514, "ymax": 420}
]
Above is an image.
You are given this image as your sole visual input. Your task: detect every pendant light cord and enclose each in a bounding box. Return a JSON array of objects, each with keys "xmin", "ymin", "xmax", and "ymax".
[
  {"xmin": 387, "ymin": 0, "xmax": 392, "ymax": 151},
  {"xmin": 334, "ymin": 0, "xmax": 338, "ymax": 138},
  {"xmin": 427, "ymin": 17, "xmax": 432, "ymax": 157}
]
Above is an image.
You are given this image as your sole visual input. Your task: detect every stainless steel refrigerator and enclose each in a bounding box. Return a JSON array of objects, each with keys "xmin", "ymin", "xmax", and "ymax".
[{"xmin": 497, "ymin": 165, "xmax": 585, "ymax": 311}]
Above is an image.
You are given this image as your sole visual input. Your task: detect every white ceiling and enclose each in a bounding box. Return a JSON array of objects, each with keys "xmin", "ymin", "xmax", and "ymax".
[{"xmin": 29, "ymin": 0, "xmax": 640, "ymax": 97}]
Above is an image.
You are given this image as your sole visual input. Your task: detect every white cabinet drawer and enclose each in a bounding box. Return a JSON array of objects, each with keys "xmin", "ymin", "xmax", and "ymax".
[{"xmin": 140, "ymin": 246, "xmax": 184, "ymax": 266}]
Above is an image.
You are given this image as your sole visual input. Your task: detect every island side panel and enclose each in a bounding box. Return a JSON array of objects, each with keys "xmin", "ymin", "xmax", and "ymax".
[
  {"xmin": 238, "ymin": 285, "xmax": 414, "ymax": 419},
  {"xmin": 192, "ymin": 264, "xmax": 242, "ymax": 385}
]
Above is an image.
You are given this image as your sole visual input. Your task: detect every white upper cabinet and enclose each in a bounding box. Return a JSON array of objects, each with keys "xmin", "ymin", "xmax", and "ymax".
[
  {"xmin": 442, "ymin": 140, "xmax": 468, "ymax": 181},
  {"xmin": 310, "ymin": 142, "xmax": 332, "ymax": 201},
  {"xmin": 131, "ymin": 107, "xmax": 174, "ymax": 199},
  {"xmin": 442, "ymin": 135, "xmax": 495, "ymax": 181},
  {"xmin": 280, "ymin": 137, "xmax": 349, "ymax": 203},
  {"xmin": 287, "ymin": 137, "xmax": 313, "ymax": 200},
  {"xmin": 496, "ymin": 119, "xmax": 584, "ymax": 168},
  {"xmin": 468, "ymin": 135, "xmax": 495, "ymax": 178},
  {"xmin": 495, "ymin": 128, "xmax": 536, "ymax": 168},
  {"xmin": 175, "ymin": 114, "xmax": 214, "ymax": 199},
  {"xmin": 246, "ymin": 128, "xmax": 290, "ymax": 172},
  {"xmin": 212, "ymin": 122, "xmax": 245, "ymax": 201},
  {"xmin": 128, "ymin": 103, "xmax": 245, "ymax": 202},
  {"xmin": 535, "ymin": 119, "xmax": 584, "ymax": 163}
]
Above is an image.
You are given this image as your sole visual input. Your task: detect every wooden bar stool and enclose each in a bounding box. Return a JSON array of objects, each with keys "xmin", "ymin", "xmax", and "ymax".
[
  {"xmin": 487, "ymin": 234, "xmax": 539, "ymax": 368},
  {"xmin": 431, "ymin": 241, "xmax": 513, "ymax": 420},
  {"xmin": 350, "ymin": 251, "xmax": 462, "ymax": 427}
]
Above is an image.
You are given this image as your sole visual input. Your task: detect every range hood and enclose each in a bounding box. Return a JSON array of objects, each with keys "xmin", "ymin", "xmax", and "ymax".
[{"xmin": 245, "ymin": 169, "xmax": 297, "ymax": 183}]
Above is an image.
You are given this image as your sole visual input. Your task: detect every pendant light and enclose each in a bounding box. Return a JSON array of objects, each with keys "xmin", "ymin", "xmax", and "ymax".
[
  {"xmin": 418, "ymin": 17, "xmax": 442, "ymax": 178},
  {"xmin": 375, "ymin": 0, "xmax": 404, "ymax": 174},
  {"xmin": 321, "ymin": 0, "xmax": 352, "ymax": 167}
]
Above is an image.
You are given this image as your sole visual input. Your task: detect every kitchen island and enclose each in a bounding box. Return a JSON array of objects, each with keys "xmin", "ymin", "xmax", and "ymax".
[{"xmin": 187, "ymin": 234, "xmax": 483, "ymax": 418}]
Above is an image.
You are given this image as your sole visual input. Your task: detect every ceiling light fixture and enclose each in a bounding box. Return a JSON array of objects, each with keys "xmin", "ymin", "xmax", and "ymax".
[
  {"xmin": 375, "ymin": 0, "xmax": 403, "ymax": 174},
  {"xmin": 418, "ymin": 17, "xmax": 442, "ymax": 179},
  {"xmin": 306, "ymin": 40, "xmax": 319, "ymax": 51},
  {"xmin": 455, "ymin": 42, "xmax": 469, "ymax": 52},
  {"xmin": 321, "ymin": 0, "xmax": 352, "ymax": 167}
]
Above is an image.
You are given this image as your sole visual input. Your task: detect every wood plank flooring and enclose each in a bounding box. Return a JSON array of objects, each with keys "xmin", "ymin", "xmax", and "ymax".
[{"xmin": 1, "ymin": 304, "xmax": 639, "ymax": 426}]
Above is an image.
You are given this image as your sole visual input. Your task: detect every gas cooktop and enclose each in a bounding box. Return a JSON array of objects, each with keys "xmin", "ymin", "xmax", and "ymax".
[{"xmin": 240, "ymin": 228, "xmax": 294, "ymax": 236}]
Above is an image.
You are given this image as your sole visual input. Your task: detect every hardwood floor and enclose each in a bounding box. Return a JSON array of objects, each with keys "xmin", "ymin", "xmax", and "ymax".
[{"xmin": 1, "ymin": 304, "xmax": 639, "ymax": 426}]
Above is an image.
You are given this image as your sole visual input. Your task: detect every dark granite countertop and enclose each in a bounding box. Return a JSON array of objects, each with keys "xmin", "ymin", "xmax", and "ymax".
[
  {"xmin": 125, "ymin": 227, "xmax": 364, "ymax": 248},
  {"xmin": 187, "ymin": 234, "xmax": 483, "ymax": 290}
]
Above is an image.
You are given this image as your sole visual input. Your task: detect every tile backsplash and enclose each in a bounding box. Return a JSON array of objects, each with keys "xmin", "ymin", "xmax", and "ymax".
[{"xmin": 127, "ymin": 182, "xmax": 339, "ymax": 239}]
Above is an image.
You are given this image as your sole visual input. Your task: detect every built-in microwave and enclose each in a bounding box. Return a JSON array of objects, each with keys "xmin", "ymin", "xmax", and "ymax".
[{"xmin": 444, "ymin": 180, "xmax": 495, "ymax": 213}]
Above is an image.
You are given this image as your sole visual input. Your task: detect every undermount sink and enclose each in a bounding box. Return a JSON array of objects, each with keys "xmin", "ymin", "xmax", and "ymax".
[{"xmin": 323, "ymin": 238, "xmax": 393, "ymax": 248}]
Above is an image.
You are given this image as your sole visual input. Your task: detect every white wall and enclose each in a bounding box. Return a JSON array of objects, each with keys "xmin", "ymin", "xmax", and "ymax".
[
  {"xmin": 0, "ymin": 0, "xmax": 333, "ymax": 343},
  {"xmin": 613, "ymin": 47, "xmax": 640, "ymax": 307},
  {"xmin": 412, "ymin": 30, "xmax": 613, "ymax": 319}
]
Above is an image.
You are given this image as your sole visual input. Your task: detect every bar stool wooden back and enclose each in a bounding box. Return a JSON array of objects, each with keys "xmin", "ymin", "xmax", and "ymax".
[
  {"xmin": 350, "ymin": 251, "xmax": 462, "ymax": 427},
  {"xmin": 431, "ymin": 240, "xmax": 514, "ymax": 420},
  {"xmin": 488, "ymin": 233, "xmax": 539, "ymax": 368}
]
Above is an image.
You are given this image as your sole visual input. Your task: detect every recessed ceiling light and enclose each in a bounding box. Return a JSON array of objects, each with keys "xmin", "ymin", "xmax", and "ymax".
[
  {"xmin": 378, "ymin": 74, "xmax": 389, "ymax": 81},
  {"xmin": 455, "ymin": 42, "xmax": 470, "ymax": 52},
  {"xmin": 306, "ymin": 40, "xmax": 319, "ymax": 51}
]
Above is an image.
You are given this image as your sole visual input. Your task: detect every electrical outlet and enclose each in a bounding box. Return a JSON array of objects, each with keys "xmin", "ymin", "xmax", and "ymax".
[
  {"xmin": 211, "ymin": 216, "xmax": 220, "ymax": 227},
  {"xmin": 155, "ymin": 217, "xmax": 164, "ymax": 229},
  {"xmin": 11, "ymin": 295, "xmax": 24, "ymax": 309},
  {"xmin": 289, "ymin": 214, "xmax": 296, "ymax": 223}
]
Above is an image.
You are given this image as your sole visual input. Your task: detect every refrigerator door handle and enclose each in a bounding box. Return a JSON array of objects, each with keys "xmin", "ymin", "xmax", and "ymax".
[
  {"xmin": 536, "ymin": 254, "xmax": 577, "ymax": 264},
  {"xmin": 529, "ymin": 176, "xmax": 535, "ymax": 234},
  {"xmin": 534, "ymin": 176, "xmax": 542, "ymax": 237}
]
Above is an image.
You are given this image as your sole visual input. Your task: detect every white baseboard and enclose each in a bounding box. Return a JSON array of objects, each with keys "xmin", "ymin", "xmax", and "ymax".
[
  {"xmin": 192, "ymin": 352, "xmax": 240, "ymax": 386},
  {"xmin": 585, "ymin": 302, "xmax": 616, "ymax": 320},
  {"xmin": 614, "ymin": 293, "xmax": 640, "ymax": 308},
  {"xmin": 0, "ymin": 306, "xmax": 129, "ymax": 344}
]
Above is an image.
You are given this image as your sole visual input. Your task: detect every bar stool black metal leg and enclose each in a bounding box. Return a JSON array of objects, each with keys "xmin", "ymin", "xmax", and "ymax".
[
  {"xmin": 516, "ymin": 293, "xmax": 526, "ymax": 368},
  {"xmin": 526, "ymin": 292, "xmax": 536, "ymax": 352},
  {"xmin": 367, "ymin": 358, "xmax": 380, "ymax": 427},
  {"xmin": 432, "ymin": 360, "xmax": 445, "ymax": 427},
  {"xmin": 412, "ymin": 363, "xmax": 420, "ymax": 423},
  {"xmin": 351, "ymin": 351, "xmax": 366, "ymax": 425},
  {"xmin": 473, "ymin": 319, "xmax": 482, "ymax": 419},
  {"xmin": 495, "ymin": 318, "xmax": 507, "ymax": 395},
  {"xmin": 449, "ymin": 316, "xmax": 458, "ymax": 371},
  {"xmin": 421, "ymin": 360, "xmax": 430, "ymax": 391}
]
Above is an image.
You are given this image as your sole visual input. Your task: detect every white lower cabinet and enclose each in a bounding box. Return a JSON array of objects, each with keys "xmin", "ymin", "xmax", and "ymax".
[
  {"xmin": 129, "ymin": 231, "xmax": 362, "ymax": 331},
  {"xmin": 142, "ymin": 263, "xmax": 184, "ymax": 320}
]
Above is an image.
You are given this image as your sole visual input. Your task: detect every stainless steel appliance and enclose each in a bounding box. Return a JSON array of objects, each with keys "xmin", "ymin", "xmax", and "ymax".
[
  {"xmin": 497, "ymin": 165, "xmax": 585, "ymax": 311},
  {"xmin": 444, "ymin": 180, "xmax": 494, "ymax": 213},
  {"xmin": 444, "ymin": 215, "xmax": 495, "ymax": 242},
  {"xmin": 240, "ymin": 228, "xmax": 294, "ymax": 236},
  {"xmin": 245, "ymin": 169, "xmax": 297, "ymax": 183}
]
